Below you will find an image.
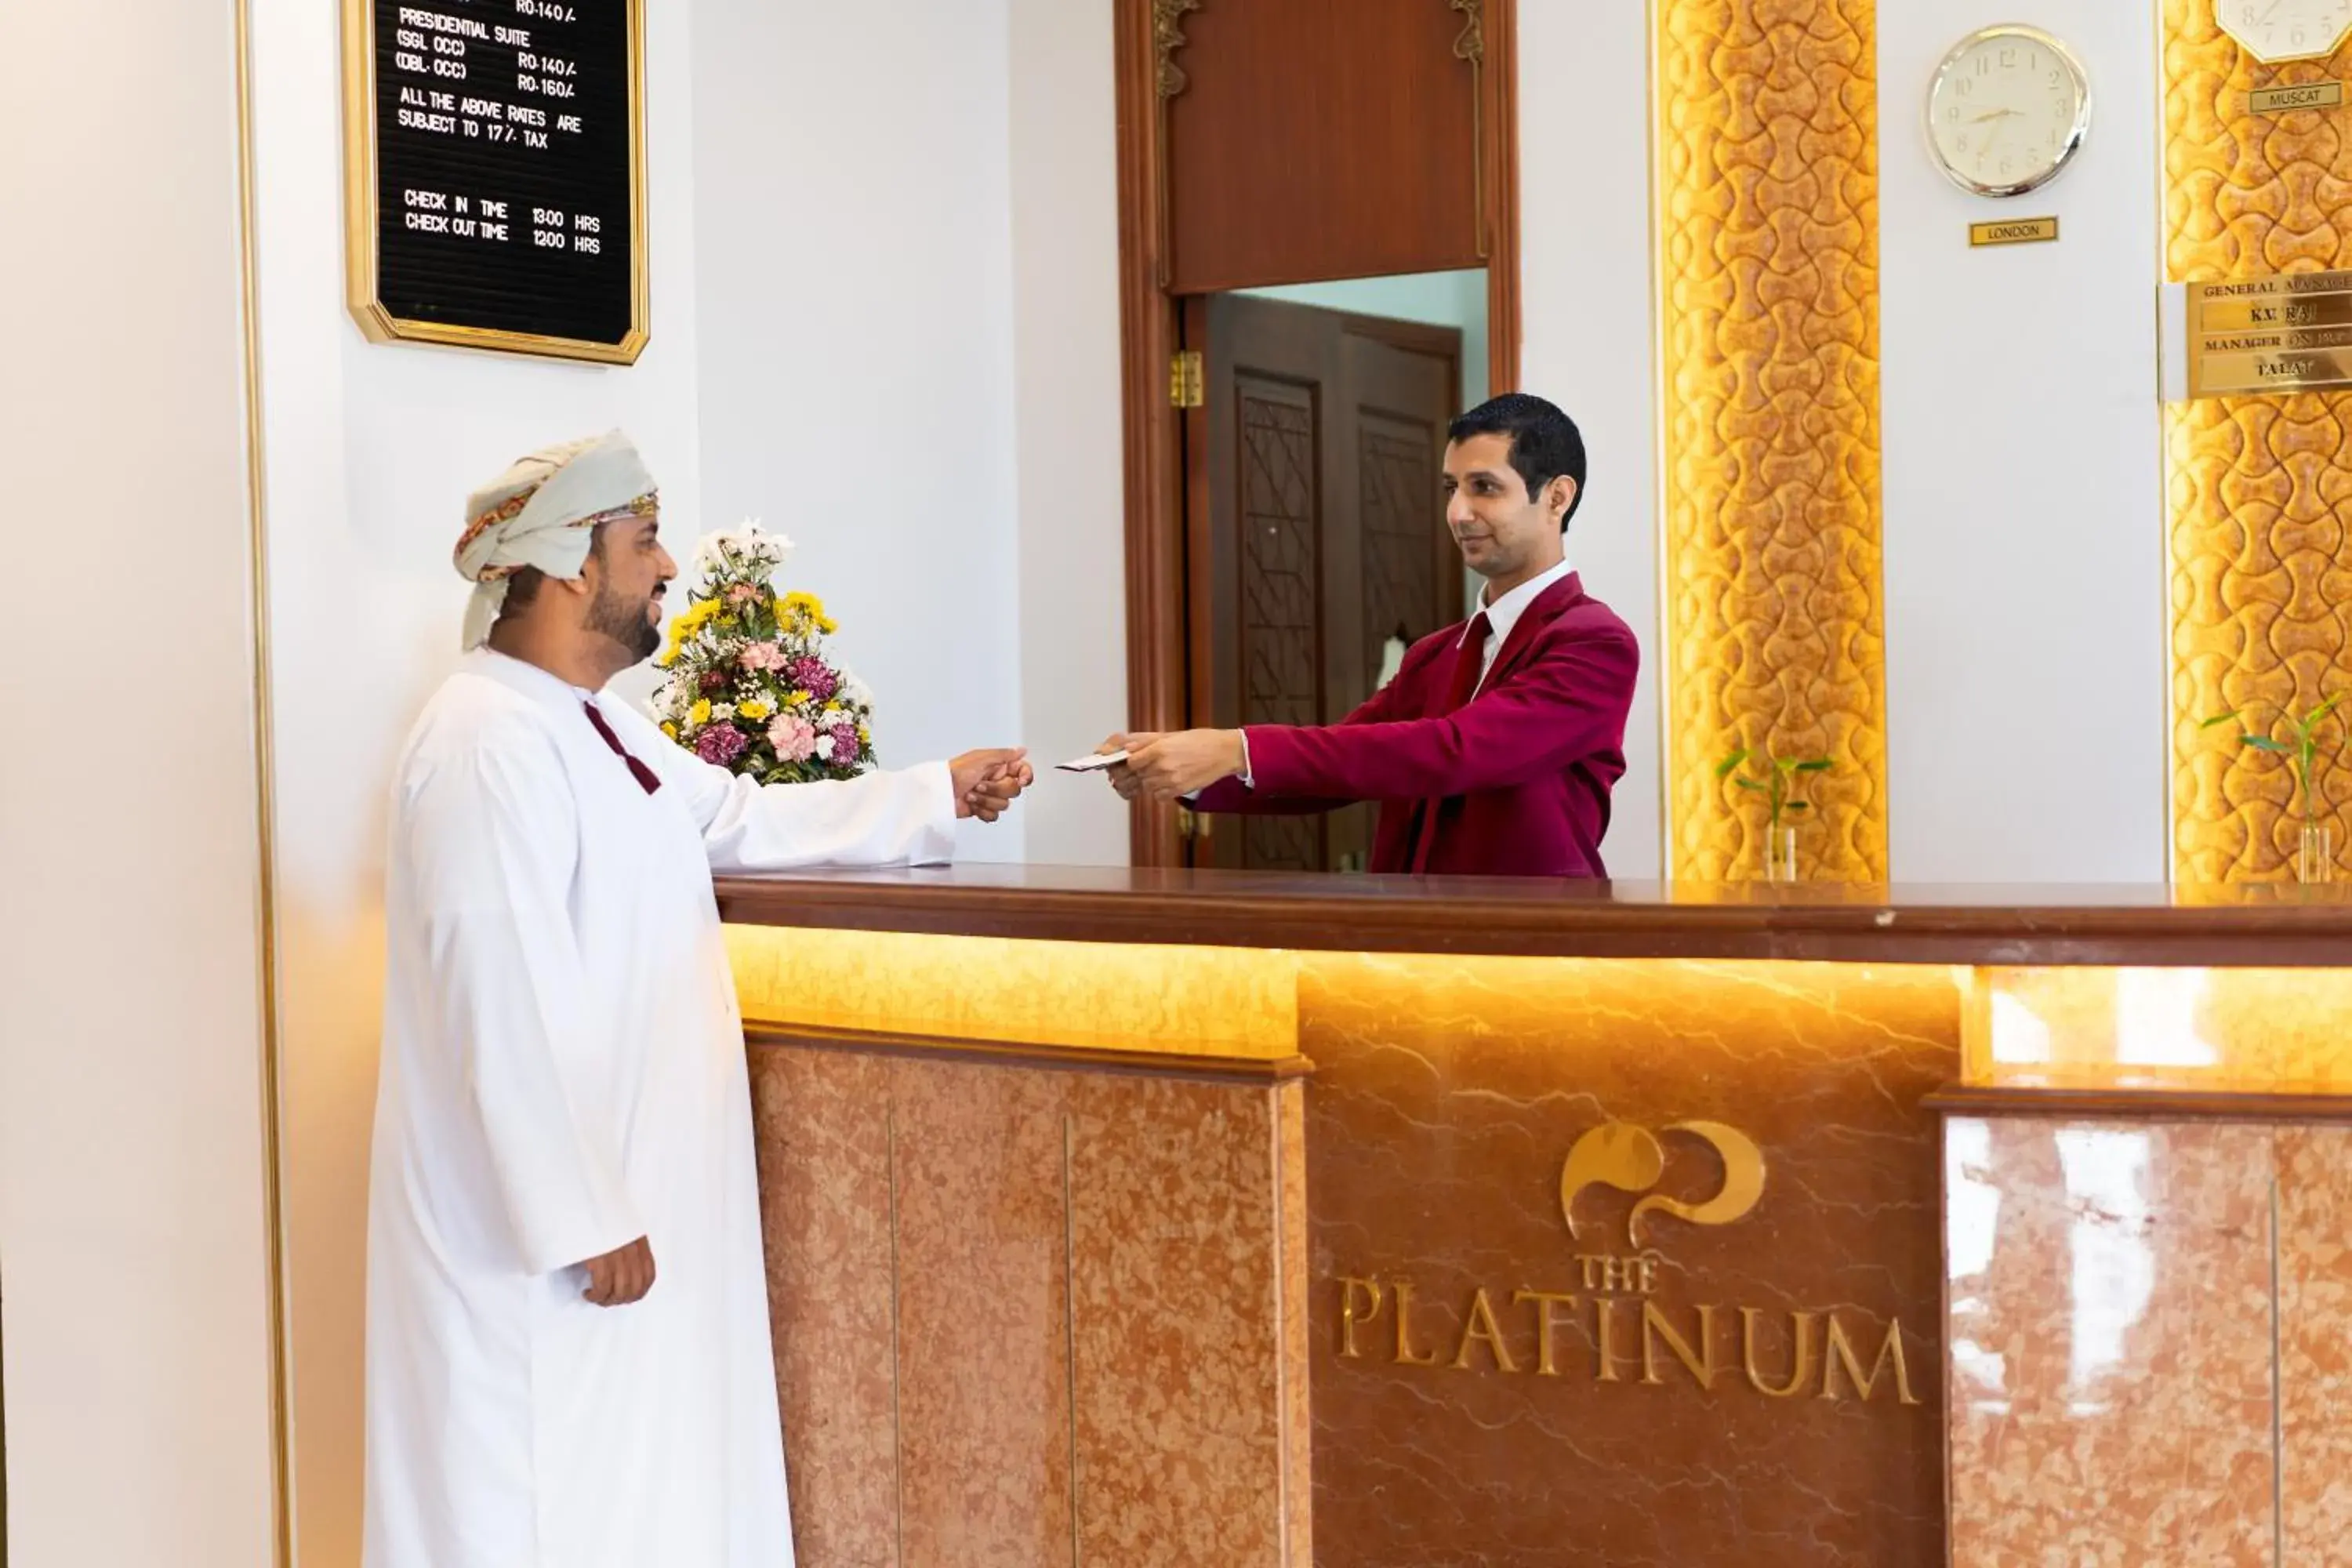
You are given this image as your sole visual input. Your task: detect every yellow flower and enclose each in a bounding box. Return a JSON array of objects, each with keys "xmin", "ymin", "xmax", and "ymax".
[
  {"xmin": 738, "ymin": 699, "xmax": 771, "ymax": 722},
  {"xmin": 689, "ymin": 699, "xmax": 712, "ymax": 726},
  {"xmin": 822, "ymin": 703, "xmax": 841, "ymax": 717},
  {"xmin": 785, "ymin": 688, "xmax": 813, "ymax": 708},
  {"xmin": 661, "ymin": 721, "xmax": 678, "ymax": 739},
  {"xmin": 661, "ymin": 599, "xmax": 722, "ymax": 664},
  {"xmin": 818, "ymin": 615, "xmax": 840, "ymax": 634},
  {"xmin": 785, "ymin": 590, "xmax": 826, "ymax": 616},
  {"xmin": 856, "ymin": 724, "xmax": 870, "ymax": 744}
]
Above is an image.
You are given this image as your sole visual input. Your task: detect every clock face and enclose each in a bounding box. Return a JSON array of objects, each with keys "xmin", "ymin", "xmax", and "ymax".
[
  {"xmin": 1926, "ymin": 27, "xmax": 2092, "ymax": 198},
  {"xmin": 2220, "ymin": 0, "xmax": 2352, "ymax": 64}
]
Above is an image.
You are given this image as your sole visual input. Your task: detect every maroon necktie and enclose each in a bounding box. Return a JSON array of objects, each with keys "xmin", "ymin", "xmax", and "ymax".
[
  {"xmin": 1406, "ymin": 611, "xmax": 1490, "ymax": 873},
  {"xmin": 582, "ymin": 701, "xmax": 663, "ymax": 795}
]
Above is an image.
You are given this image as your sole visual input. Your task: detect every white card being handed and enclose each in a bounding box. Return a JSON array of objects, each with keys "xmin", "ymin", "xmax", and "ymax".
[{"xmin": 1055, "ymin": 750, "xmax": 1129, "ymax": 774}]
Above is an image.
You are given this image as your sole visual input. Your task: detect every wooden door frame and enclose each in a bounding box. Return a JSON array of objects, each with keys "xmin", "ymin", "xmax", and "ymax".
[{"xmin": 1112, "ymin": 0, "xmax": 1521, "ymax": 867}]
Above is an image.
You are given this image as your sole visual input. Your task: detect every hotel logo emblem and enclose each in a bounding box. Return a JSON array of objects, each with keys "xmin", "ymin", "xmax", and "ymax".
[{"xmin": 1559, "ymin": 1120, "xmax": 1766, "ymax": 1247}]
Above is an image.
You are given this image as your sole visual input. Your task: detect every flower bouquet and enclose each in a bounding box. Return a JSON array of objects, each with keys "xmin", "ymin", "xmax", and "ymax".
[{"xmin": 652, "ymin": 522, "xmax": 877, "ymax": 782}]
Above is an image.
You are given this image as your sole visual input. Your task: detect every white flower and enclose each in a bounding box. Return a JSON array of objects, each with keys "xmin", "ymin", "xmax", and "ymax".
[
  {"xmin": 815, "ymin": 734, "xmax": 836, "ymax": 760},
  {"xmin": 711, "ymin": 702, "xmax": 735, "ymax": 722},
  {"xmin": 691, "ymin": 517, "xmax": 794, "ymax": 586}
]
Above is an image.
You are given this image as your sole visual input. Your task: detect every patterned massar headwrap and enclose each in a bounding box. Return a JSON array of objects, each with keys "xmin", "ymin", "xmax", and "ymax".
[{"xmin": 452, "ymin": 429, "xmax": 659, "ymax": 650}]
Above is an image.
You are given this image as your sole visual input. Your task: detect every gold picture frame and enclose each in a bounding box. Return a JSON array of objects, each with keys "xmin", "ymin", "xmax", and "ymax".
[{"xmin": 340, "ymin": 0, "xmax": 650, "ymax": 365}]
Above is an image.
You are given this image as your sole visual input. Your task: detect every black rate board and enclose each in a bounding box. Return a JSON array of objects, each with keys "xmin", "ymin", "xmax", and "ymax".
[{"xmin": 364, "ymin": 0, "xmax": 641, "ymax": 355}]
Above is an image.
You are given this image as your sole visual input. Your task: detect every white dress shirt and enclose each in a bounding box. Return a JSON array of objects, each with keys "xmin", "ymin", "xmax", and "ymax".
[{"xmin": 1459, "ymin": 554, "xmax": 1577, "ymax": 698}]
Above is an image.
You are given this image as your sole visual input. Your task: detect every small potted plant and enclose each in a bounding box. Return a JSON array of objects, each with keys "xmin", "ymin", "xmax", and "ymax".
[
  {"xmin": 1715, "ymin": 748, "xmax": 1833, "ymax": 883},
  {"xmin": 2201, "ymin": 691, "xmax": 2345, "ymax": 883}
]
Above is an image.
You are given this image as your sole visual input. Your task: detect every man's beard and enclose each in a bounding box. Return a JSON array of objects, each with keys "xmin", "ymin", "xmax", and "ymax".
[{"xmin": 587, "ymin": 582, "xmax": 663, "ymax": 663}]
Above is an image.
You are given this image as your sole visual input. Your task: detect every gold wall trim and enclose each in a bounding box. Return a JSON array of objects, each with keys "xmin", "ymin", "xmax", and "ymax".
[
  {"xmin": 1152, "ymin": 0, "xmax": 1202, "ymax": 96},
  {"xmin": 1653, "ymin": 0, "xmax": 1888, "ymax": 883},
  {"xmin": 233, "ymin": 0, "xmax": 293, "ymax": 1563},
  {"xmin": 1149, "ymin": 0, "xmax": 1201, "ymax": 289},
  {"xmin": 339, "ymin": 0, "xmax": 651, "ymax": 364},
  {"xmin": 2165, "ymin": 2, "xmax": 2352, "ymax": 881},
  {"xmin": 1451, "ymin": 0, "xmax": 1489, "ymax": 260}
]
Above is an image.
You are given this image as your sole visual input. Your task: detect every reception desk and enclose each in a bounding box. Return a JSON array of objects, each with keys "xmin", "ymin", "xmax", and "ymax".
[{"xmin": 718, "ymin": 869, "xmax": 2352, "ymax": 1568}]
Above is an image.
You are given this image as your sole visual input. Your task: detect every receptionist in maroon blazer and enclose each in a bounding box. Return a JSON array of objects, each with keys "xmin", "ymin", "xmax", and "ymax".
[{"xmin": 1102, "ymin": 394, "xmax": 1639, "ymax": 879}]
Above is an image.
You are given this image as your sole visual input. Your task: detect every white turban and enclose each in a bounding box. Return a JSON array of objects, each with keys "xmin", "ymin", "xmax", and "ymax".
[{"xmin": 452, "ymin": 430, "xmax": 659, "ymax": 650}]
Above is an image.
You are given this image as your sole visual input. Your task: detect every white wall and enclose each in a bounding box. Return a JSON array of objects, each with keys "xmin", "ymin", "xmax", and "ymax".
[
  {"xmin": 0, "ymin": 4, "xmax": 277, "ymax": 1565},
  {"xmin": 248, "ymin": 0, "xmax": 713, "ymax": 1556},
  {"xmin": 1008, "ymin": 0, "xmax": 1131, "ymax": 864},
  {"xmin": 1878, "ymin": 6, "xmax": 2165, "ymax": 882},
  {"xmin": 691, "ymin": 0, "xmax": 1035, "ymax": 859},
  {"xmin": 1518, "ymin": 2, "xmax": 1667, "ymax": 880}
]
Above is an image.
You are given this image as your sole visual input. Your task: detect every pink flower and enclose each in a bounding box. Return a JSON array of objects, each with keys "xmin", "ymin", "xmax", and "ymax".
[
  {"xmin": 695, "ymin": 724, "xmax": 749, "ymax": 766},
  {"xmin": 739, "ymin": 642, "xmax": 783, "ymax": 673},
  {"xmin": 724, "ymin": 582, "xmax": 760, "ymax": 606},
  {"xmin": 699, "ymin": 666, "xmax": 731, "ymax": 695},
  {"xmin": 766, "ymin": 714, "xmax": 818, "ymax": 762},
  {"xmin": 829, "ymin": 721, "xmax": 861, "ymax": 763},
  {"xmin": 788, "ymin": 656, "xmax": 838, "ymax": 702}
]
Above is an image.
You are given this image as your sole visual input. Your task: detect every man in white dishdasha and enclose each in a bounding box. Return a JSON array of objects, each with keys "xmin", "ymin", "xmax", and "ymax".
[{"xmin": 364, "ymin": 430, "xmax": 1031, "ymax": 1568}]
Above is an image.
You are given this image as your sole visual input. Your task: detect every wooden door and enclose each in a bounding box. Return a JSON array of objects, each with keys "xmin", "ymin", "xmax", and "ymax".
[{"xmin": 1183, "ymin": 293, "xmax": 1464, "ymax": 871}]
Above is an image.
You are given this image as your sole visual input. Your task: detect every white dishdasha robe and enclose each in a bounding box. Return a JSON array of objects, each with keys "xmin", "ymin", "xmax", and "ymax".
[{"xmin": 364, "ymin": 648, "xmax": 955, "ymax": 1568}]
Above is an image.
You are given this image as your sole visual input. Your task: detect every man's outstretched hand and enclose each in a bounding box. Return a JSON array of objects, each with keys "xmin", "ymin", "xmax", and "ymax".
[
  {"xmin": 1097, "ymin": 731, "xmax": 1244, "ymax": 800},
  {"xmin": 951, "ymin": 748, "xmax": 1035, "ymax": 822},
  {"xmin": 579, "ymin": 1236, "xmax": 656, "ymax": 1307}
]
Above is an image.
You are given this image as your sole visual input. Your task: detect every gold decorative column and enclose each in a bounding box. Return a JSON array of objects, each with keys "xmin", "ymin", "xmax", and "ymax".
[
  {"xmin": 1654, "ymin": 0, "xmax": 1888, "ymax": 882},
  {"xmin": 2165, "ymin": 5, "xmax": 2352, "ymax": 881}
]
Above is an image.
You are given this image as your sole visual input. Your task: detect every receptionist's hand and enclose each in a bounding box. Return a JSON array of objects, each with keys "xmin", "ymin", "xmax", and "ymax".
[
  {"xmin": 1122, "ymin": 729, "xmax": 1247, "ymax": 800},
  {"xmin": 1094, "ymin": 734, "xmax": 1142, "ymax": 801}
]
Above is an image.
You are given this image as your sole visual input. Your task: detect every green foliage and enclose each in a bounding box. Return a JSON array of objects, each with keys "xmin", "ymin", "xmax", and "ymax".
[
  {"xmin": 1715, "ymin": 747, "xmax": 1835, "ymax": 832},
  {"xmin": 2201, "ymin": 692, "xmax": 2347, "ymax": 829}
]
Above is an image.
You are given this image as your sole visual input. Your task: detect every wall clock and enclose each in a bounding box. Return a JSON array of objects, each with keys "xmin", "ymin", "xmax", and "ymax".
[
  {"xmin": 1926, "ymin": 25, "xmax": 2092, "ymax": 198},
  {"xmin": 2219, "ymin": 0, "xmax": 2352, "ymax": 64}
]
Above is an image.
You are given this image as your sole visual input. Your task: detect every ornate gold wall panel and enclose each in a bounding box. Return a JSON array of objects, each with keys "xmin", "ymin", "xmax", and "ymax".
[
  {"xmin": 2165, "ymin": 5, "xmax": 2352, "ymax": 881},
  {"xmin": 1656, "ymin": 0, "xmax": 1887, "ymax": 883}
]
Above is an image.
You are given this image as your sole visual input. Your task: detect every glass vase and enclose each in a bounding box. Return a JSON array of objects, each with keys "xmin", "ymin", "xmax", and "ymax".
[
  {"xmin": 2299, "ymin": 821, "xmax": 2335, "ymax": 885},
  {"xmin": 1762, "ymin": 825, "xmax": 1800, "ymax": 884}
]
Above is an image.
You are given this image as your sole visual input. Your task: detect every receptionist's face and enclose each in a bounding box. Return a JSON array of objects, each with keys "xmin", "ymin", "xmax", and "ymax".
[{"xmin": 1442, "ymin": 433, "xmax": 1571, "ymax": 583}]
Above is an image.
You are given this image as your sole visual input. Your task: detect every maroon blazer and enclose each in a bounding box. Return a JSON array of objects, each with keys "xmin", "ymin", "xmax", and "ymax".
[{"xmin": 1192, "ymin": 572, "xmax": 1638, "ymax": 877}]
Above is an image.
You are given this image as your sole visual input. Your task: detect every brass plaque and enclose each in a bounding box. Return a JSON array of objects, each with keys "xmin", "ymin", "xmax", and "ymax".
[
  {"xmin": 2251, "ymin": 80, "xmax": 2345, "ymax": 115},
  {"xmin": 1969, "ymin": 216, "xmax": 2059, "ymax": 247},
  {"xmin": 2187, "ymin": 269, "xmax": 2352, "ymax": 397}
]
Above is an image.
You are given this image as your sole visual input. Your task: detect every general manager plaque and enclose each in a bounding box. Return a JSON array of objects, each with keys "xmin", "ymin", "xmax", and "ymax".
[{"xmin": 2187, "ymin": 270, "xmax": 2352, "ymax": 399}]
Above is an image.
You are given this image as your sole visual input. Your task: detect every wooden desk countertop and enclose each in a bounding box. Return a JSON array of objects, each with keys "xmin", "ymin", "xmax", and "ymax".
[{"xmin": 714, "ymin": 865, "xmax": 2352, "ymax": 967}]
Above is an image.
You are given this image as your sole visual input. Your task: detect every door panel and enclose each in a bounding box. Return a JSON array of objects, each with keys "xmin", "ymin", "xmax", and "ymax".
[{"xmin": 1236, "ymin": 379, "xmax": 1328, "ymax": 873}]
